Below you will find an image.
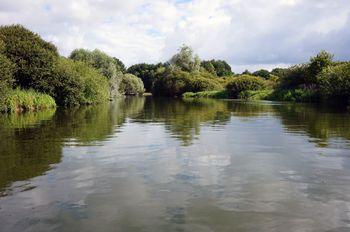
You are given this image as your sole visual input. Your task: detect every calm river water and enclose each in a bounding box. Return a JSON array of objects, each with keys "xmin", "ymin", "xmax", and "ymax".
[{"xmin": 0, "ymin": 97, "xmax": 350, "ymax": 232}]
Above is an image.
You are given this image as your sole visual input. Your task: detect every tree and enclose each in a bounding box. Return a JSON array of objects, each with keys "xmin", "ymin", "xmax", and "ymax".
[
  {"xmin": 201, "ymin": 61, "xmax": 216, "ymax": 75},
  {"xmin": 70, "ymin": 49, "xmax": 123, "ymax": 98},
  {"xmin": 0, "ymin": 24, "xmax": 59, "ymax": 94},
  {"xmin": 119, "ymin": 74, "xmax": 145, "ymax": 95},
  {"xmin": 210, "ymin": 60, "xmax": 233, "ymax": 76},
  {"xmin": 169, "ymin": 45, "xmax": 200, "ymax": 72},
  {"xmin": 253, "ymin": 69, "xmax": 270, "ymax": 79},
  {"xmin": 242, "ymin": 69, "xmax": 251, "ymax": 75},
  {"xmin": 113, "ymin": 57, "xmax": 126, "ymax": 73},
  {"xmin": 307, "ymin": 50, "xmax": 333, "ymax": 84},
  {"xmin": 53, "ymin": 58, "xmax": 109, "ymax": 106},
  {"xmin": 127, "ymin": 63, "xmax": 164, "ymax": 92}
]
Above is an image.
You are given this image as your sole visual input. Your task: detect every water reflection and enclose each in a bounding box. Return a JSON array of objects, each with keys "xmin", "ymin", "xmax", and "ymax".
[{"xmin": 0, "ymin": 97, "xmax": 350, "ymax": 231}]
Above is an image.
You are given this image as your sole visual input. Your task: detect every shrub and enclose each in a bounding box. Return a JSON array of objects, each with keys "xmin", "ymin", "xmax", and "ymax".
[
  {"xmin": 183, "ymin": 90, "xmax": 229, "ymax": 99},
  {"xmin": 0, "ymin": 54, "xmax": 15, "ymax": 111},
  {"xmin": 169, "ymin": 45, "xmax": 200, "ymax": 72},
  {"xmin": 3, "ymin": 89, "xmax": 56, "ymax": 113},
  {"xmin": 226, "ymin": 75, "xmax": 267, "ymax": 98},
  {"xmin": 266, "ymin": 89, "xmax": 318, "ymax": 102},
  {"xmin": 253, "ymin": 69, "xmax": 270, "ymax": 79},
  {"xmin": 0, "ymin": 25, "xmax": 58, "ymax": 93},
  {"xmin": 119, "ymin": 74, "xmax": 145, "ymax": 95},
  {"xmin": 70, "ymin": 49, "xmax": 124, "ymax": 98},
  {"xmin": 53, "ymin": 58, "xmax": 109, "ymax": 106},
  {"xmin": 127, "ymin": 63, "xmax": 164, "ymax": 92},
  {"xmin": 317, "ymin": 63, "xmax": 350, "ymax": 102},
  {"xmin": 152, "ymin": 69, "xmax": 222, "ymax": 97}
]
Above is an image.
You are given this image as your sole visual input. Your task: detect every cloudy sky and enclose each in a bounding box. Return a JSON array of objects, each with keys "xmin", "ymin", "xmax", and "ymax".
[{"xmin": 1, "ymin": 0, "xmax": 349, "ymax": 72}]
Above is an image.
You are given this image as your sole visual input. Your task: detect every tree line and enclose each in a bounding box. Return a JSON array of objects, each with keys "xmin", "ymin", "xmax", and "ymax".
[{"xmin": 1, "ymin": 24, "xmax": 350, "ymax": 113}]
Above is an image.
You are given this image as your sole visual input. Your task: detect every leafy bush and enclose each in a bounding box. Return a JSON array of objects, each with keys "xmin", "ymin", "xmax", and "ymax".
[
  {"xmin": 201, "ymin": 60, "xmax": 233, "ymax": 76},
  {"xmin": 226, "ymin": 75, "xmax": 267, "ymax": 98},
  {"xmin": 3, "ymin": 89, "xmax": 56, "ymax": 113},
  {"xmin": 119, "ymin": 74, "xmax": 145, "ymax": 95},
  {"xmin": 127, "ymin": 63, "xmax": 164, "ymax": 92},
  {"xmin": 183, "ymin": 90, "xmax": 229, "ymax": 99},
  {"xmin": 0, "ymin": 54, "xmax": 15, "ymax": 111},
  {"xmin": 253, "ymin": 69, "xmax": 270, "ymax": 79},
  {"xmin": 0, "ymin": 25, "xmax": 58, "ymax": 93},
  {"xmin": 152, "ymin": 69, "xmax": 222, "ymax": 97},
  {"xmin": 169, "ymin": 45, "xmax": 200, "ymax": 72},
  {"xmin": 317, "ymin": 63, "xmax": 350, "ymax": 102},
  {"xmin": 266, "ymin": 89, "xmax": 318, "ymax": 102},
  {"xmin": 70, "ymin": 49, "xmax": 124, "ymax": 98},
  {"xmin": 53, "ymin": 58, "xmax": 109, "ymax": 106}
]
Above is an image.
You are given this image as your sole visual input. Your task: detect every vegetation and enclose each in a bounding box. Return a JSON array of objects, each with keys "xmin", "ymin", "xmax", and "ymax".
[
  {"xmin": 127, "ymin": 63, "xmax": 163, "ymax": 92},
  {"xmin": 201, "ymin": 60, "xmax": 233, "ymax": 76},
  {"xmin": 0, "ymin": 24, "xmax": 350, "ymax": 113},
  {"xmin": 119, "ymin": 74, "xmax": 145, "ymax": 95},
  {"xmin": 2, "ymin": 89, "xmax": 56, "ymax": 113},
  {"xmin": 53, "ymin": 58, "xmax": 110, "ymax": 106},
  {"xmin": 226, "ymin": 75, "xmax": 267, "ymax": 98}
]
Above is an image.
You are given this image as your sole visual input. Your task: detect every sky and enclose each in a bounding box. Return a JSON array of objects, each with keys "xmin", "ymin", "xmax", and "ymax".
[{"xmin": 0, "ymin": 0, "xmax": 349, "ymax": 72}]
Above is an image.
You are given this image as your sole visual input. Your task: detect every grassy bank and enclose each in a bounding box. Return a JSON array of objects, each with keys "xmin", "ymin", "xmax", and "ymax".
[
  {"xmin": 183, "ymin": 90, "xmax": 229, "ymax": 99},
  {"xmin": 2, "ymin": 89, "xmax": 56, "ymax": 113}
]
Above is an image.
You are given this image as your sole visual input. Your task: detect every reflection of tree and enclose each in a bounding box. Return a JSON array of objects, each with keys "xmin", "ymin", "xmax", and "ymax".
[
  {"xmin": 273, "ymin": 104, "xmax": 350, "ymax": 147},
  {"xmin": 134, "ymin": 98, "xmax": 231, "ymax": 146},
  {"xmin": 0, "ymin": 97, "xmax": 145, "ymax": 193}
]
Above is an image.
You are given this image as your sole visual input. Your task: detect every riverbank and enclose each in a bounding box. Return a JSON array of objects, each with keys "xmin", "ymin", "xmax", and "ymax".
[{"xmin": 0, "ymin": 89, "xmax": 56, "ymax": 113}]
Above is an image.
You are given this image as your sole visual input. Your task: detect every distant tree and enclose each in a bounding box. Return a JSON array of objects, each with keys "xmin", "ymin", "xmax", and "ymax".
[
  {"xmin": 127, "ymin": 63, "xmax": 164, "ymax": 92},
  {"xmin": 210, "ymin": 60, "xmax": 233, "ymax": 76},
  {"xmin": 113, "ymin": 57, "xmax": 126, "ymax": 73},
  {"xmin": 253, "ymin": 69, "xmax": 270, "ymax": 79},
  {"xmin": 270, "ymin": 68, "xmax": 287, "ymax": 77},
  {"xmin": 242, "ymin": 69, "xmax": 251, "ymax": 75},
  {"xmin": 70, "ymin": 49, "xmax": 124, "ymax": 98},
  {"xmin": 0, "ymin": 24, "xmax": 59, "ymax": 94},
  {"xmin": 169, "ymin": 45, "xmax": 200, "ymax": 72},
  {"xmin": 201, "ymin": 61, "xmax": 216, "ymax": 75},
  {"xmin": 119, "ymin": 74, "xmax": 145, "ymax": 95},
  {"xmin": 307, "ymin": 50, "xmax": 333, "ymax": 83}
]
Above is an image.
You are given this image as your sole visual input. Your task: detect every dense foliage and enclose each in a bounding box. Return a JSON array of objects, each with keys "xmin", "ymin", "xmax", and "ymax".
[
  {"xmin": 53, "ymin": 58, "xmax": 109, "ymax": 106},
  {"xmin": 119, "ymin": 74, "xmax": 145, "ymax": 95},
  {"xmin": 201, "ymin": 60, "xmax": 233, "ymax": 77},
  {"xmin": 317, "ymin": 63, "xmax": 350, "ymax": 103},
  {"xmin": 152, "ymin": 69, "xmax": 222, "ymax": 97},
  {"xmin": 0, "ymin": 25, "xmax": 59, "ymax": 94},
  {"xmin": 169, "ymin": 45, "xmax": 201, "ymax": 72},
  {"xmin": 127, "ymin": 63, "xmax": 163, "ymax": 92},
  {"xmin": 226, "ymin": 75, "xmax": 267, "ymax": 98}
]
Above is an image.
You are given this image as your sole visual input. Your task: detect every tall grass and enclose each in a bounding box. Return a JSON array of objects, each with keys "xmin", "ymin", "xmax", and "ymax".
[
  {"xmin": 3, "ymin": 89, "xmax": 56, "ymax": 113},
  {"xmin": 183, "ymin": 90, "xmax": 229, "ymax": 99}
]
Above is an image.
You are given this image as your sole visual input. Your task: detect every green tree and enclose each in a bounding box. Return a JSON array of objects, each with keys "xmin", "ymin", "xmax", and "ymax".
[
  {"xmin": 0, "ymin": 24, "xmax": 59, "ymax": 93},
  {"xmin": 307, "ymin": 50, "xmax": 333, "ymax": 84},
  {"xmin": 226, "ymin": 75, "xmax": 267, "ymax": 98},
  {"xmin": 169, "ymin": 45, "xmax": 200, "ymax": 72},
  {"xmin": 253, "ymin": 69, "xmax": 270, "ymax": 79},
  {"xmin": 127, "ymin": 63, "xmax": 164, "ymax": 92},
  {"xmin": 201, "ymin": 61, "xmax": 216, "ymax": 75},
  {"xmin": 54, "ymin": 58, "xmax": 109, "ymax": 106},
  {"xmin": 113, "ymin": 57, "xmax": 126, "ymax": 73},
  {"xmin": 119, "ymin": 74, "xmax": 145, "ymax": 95}
]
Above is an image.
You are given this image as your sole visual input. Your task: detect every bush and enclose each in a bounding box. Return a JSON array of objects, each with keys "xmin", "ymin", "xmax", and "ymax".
[
  {"xmin": 70, "ymin": 49, "xmax": 124, "ymax": 98},
  {"xmin": 183, "ymin": 90, "xmax": 229, "ymax": 99},
  {"xmin": 266, "ymin": 89, "xmax": 318, "ymax": 102},
  {"xmin": 152, "ymin": 69, "xmax": 222, "ymax": 97},
  {"xmin": 0, "ymin": 54, "xmax": 15, "ymax": 111},
  {"xmin": 2, "ymin": 89, "xmax": 56, "ymax": 113},
  {"xmin": 127, "ymin": 63, "xmax": 164, "ymax": 92},
  {"xmin": 0, "ymin": 25, "xmax": 58, "ymax": 93},
  {"xmin": 119, "ymin": 74, "xmax": 145, "ymax": 95},
  {"xmin": 317, "ymin": 63, "xmax": 350, "ymax": 102},
  {"xmin": 53, "ymin": 58, "xmax": 109, "ymax": 106},
  {"xmin": 226, "ymin": 75, "xmax": 267, "ymax": 98}
]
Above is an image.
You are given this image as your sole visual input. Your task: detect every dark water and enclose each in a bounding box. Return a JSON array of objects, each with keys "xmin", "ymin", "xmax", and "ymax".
[{"xmin": 0, "ymin": 97, "xmax": 350, "ymax": 232}]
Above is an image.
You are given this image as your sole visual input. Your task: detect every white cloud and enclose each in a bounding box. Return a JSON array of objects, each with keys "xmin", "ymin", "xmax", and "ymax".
[{"xmin": 0, "ymin": 0, "xmax": 349, "ymax": 72}]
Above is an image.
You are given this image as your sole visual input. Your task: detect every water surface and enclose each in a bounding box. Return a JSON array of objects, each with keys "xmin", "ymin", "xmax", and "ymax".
[{"xmin": 0, "ymin": 97, "xmax": 350, "ymax": 232}]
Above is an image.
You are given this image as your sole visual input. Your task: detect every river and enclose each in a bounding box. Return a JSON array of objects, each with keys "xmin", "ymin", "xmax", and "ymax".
[{"xmin": 0, "ymin": 97, "xmax": 350, "ymax": 231}]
